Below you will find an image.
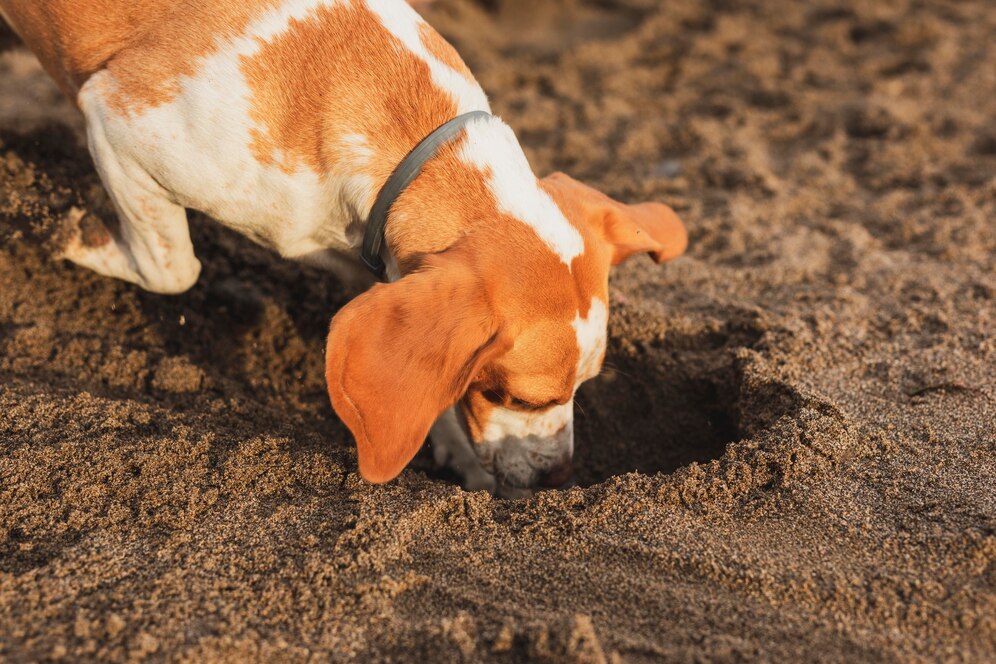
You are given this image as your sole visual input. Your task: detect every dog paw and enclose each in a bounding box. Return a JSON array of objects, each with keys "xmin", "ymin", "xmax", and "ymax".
[
  {"xmin": 431, "ymin": 437, "xmax": 452, "ymax": 467},
  {"xmin": 462, "ymin": 467, "xmax": 497, "ymax": 494}
]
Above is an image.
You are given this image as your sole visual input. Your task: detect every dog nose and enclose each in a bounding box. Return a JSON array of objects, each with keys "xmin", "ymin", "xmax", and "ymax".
[{"xmin": 538, "ymin": 461, "xmax": 574, "ymax": 489}]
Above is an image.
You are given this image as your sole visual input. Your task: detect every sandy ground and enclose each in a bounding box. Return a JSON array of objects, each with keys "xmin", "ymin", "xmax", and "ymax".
[{"xmin": 1, "ymin": 0, "xmax": 994, "ymax": 661}]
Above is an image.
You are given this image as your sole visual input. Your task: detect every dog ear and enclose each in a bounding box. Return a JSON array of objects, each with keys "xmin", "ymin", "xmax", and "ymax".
[
  {"xmin": 325, "ymin": 254, "xmax": 510, "ymax": 483},
  {"xmin": 542, "ymin": 172, "xmax": 687, "ymax": 266}
]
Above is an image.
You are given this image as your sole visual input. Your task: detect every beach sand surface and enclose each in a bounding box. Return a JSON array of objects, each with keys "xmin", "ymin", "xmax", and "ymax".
[{"xmin": 1, "ymin": 0, "xmax": 994, "ymax": 661}]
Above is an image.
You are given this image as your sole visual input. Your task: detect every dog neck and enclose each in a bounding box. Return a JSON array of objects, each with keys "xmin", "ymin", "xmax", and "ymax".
[{"xmin": 375, "ymin": 115, "xmax": 551, "ymax": 278}]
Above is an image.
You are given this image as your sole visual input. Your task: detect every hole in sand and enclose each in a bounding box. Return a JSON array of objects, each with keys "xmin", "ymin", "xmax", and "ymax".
[
  {"xmin": 411, "ymin": 310, "xmax": 767, "ymax": 493},
  {"xmin": 572, "ymin": 313, "xmax": 763, "ymax": 487}
]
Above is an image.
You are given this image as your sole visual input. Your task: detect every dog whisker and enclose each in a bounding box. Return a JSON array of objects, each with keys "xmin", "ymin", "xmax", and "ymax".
[{"xmin": 600, "ymin": 362, "xmax": 634, "ymax": 380}]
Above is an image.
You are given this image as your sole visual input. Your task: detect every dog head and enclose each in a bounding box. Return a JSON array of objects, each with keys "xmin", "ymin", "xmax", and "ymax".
[{"xmin": 325, "ymin": 171, "xmax": 685, "ymax": 491}]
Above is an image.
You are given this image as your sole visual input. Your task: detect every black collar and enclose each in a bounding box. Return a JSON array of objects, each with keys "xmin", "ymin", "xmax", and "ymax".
[{"xmin": 361, "ymin": 110, "xmax": 492, "ymax": 279}]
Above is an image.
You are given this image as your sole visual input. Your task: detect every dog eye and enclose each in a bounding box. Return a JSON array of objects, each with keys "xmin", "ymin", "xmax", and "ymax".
[
  {"xmin": 482, "ymin": 388, "xmax": 506, "ymax": 405},
  {"xmin": 510, "ymin": 397, "xmax": 546, "ymax": 411}
]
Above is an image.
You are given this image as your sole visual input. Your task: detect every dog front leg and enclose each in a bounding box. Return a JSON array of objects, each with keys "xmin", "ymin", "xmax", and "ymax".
[
  {"xmin": 429, "ymin": 407, "xmax": 496, "ymax": 494},
  {"xmin": 65, "ymin": 87, "xmax": 201, "ymax": 294}
]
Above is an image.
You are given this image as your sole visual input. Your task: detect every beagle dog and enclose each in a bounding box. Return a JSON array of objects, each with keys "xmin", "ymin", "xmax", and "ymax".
[{"xmin": 0, "ymin": 0, "xmax": 686, "ymax": 496}]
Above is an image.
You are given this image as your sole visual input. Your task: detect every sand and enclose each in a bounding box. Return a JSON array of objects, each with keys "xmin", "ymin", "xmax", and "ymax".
[{"xmin": 1, "ymin": 0, "xmax": 994, "ymax": 661}]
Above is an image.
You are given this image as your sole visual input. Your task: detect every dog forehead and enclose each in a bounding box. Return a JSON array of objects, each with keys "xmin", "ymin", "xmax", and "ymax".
[
  {"xmin": 471, "ymin": 296, "xmax": 607, "ymax": 417},
  {"xmin": 490, "ymin": 280, "xmax": 608, "ymax": 391}
]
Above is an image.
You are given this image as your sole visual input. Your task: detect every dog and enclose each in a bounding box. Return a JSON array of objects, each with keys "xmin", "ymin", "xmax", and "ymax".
[{"xmin": 0, "ymin": 0, "xmax": 687, "ymax": 496}]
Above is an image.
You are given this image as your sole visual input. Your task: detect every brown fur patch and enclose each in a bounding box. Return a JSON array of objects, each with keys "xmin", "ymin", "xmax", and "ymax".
[
  {"xmin": 0, "ymin": 0, "xmax": 285, "ymax": 108},
  {"xmin": 241, "ymin": 3, "xmax": 459, "ymax": 177}
]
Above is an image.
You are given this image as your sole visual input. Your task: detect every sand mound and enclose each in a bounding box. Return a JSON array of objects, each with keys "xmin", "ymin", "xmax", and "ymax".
[{"xmin": 2, "ymin": 1, "xmax": 994, "ymax": 661}]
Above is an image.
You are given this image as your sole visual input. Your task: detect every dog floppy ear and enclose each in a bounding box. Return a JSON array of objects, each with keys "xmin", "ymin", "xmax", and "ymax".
[
  {"xmin": 542, "ymin": 172, "xmax": 687, "ymax": 265},
  {"xmin": 325, "ymin": 254, "xmax": 510, "ymax": 483}
]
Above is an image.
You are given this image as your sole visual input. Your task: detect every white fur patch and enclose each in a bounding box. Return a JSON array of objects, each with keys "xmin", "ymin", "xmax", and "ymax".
[
  {"xmin": 459, "ymin": 117, "xmax": 584, "ymax": 267},
  {"xmin": 82, "ymin": 0, "xmax": 377, "ymax": 268},
  {"xmin": 480, "ymin": 401, "xmax": 573, "ymax": 442},
  {"xmin": 364, "ymin": 0, "xmax": 490, "ymax": 113},
  {"xmin": 573, "ymin": 297, "xmax": 608, "ymax": 384},
  {"xmin": 340, "ymin": 133, "xmax": 375, "ymax": 164}
]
